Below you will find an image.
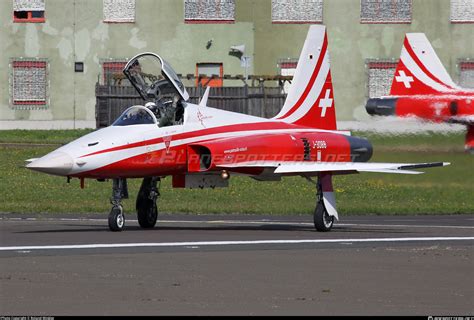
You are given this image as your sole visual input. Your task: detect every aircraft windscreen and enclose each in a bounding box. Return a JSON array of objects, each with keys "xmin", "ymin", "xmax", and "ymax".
[{"xmin": 112, "ymin": 106, "xmax": 156, "ymax": 126}]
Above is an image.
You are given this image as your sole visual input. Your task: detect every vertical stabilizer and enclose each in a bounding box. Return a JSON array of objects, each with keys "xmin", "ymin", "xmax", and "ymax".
[
  {"xmin": 390, "ymin": 33, "xmax": 459, "ymax": 96},
  {"xmin": 274, "ymin": 25, "xmax": 337, "ymax": 130}
]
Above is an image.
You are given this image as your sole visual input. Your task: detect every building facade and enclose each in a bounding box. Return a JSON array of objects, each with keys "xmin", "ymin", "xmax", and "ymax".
[{"xmin": 1, "ymin": 0, "xmax": 473, "ymax": 129}]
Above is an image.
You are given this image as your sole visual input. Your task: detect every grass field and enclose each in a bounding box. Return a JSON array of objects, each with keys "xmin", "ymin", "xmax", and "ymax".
[
  {"xmin": 0, "ymin": 129, "xmax": 93, "ymax": 144},
  {"xmin": 0, "ymin": 130, "xmax": 472, "ymax": 216}
]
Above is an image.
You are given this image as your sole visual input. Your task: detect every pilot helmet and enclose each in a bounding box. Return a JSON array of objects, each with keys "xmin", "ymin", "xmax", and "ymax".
[
  {"xmin": 145, "ymin": 102, "xmax": 158, "ymax": 114},
  {"xmin": 145, "ymin": 102, "xmax": 157, "ymax": 109}
]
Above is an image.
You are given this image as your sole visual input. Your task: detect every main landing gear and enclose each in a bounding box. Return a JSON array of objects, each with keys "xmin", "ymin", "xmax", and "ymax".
[
  {"xmin": 107, "ymin": 177, "xmax": 160, "ymax": 231},
  {"xmin": 106, "ymin": 175, "xmax": 334, "ymax": 232},
  {"xmin": 313, "ymin": 177, "xmax": 334, "ymax": 232},
  {"xmin": 136, "ymin": 177, "xmax": 160, "ymax": 229}
]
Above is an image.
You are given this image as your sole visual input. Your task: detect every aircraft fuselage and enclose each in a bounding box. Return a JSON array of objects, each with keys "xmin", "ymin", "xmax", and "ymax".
[{"xmin": 28, "ymin": 103, "xmax": 372, "ymax": 180}]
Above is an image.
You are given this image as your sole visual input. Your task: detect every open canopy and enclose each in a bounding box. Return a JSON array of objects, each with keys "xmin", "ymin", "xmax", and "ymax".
[{"xmin": 123, "ymin": 52, "xmax": 189, "ymax": 102}]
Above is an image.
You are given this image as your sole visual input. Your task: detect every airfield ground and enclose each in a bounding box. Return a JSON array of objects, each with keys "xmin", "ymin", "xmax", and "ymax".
[{"xmin": 0, "ymin": 214, "xmax": 472, "ymax": 316}]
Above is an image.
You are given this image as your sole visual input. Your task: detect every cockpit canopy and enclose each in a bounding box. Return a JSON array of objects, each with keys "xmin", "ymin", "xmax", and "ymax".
[
  {"xmin": 123, "ymin": 53, "xmax": 189, "ymax": 102},
  {"xmin": 112, "ymin": 106, "xmax": 157, "ymax": 126}
]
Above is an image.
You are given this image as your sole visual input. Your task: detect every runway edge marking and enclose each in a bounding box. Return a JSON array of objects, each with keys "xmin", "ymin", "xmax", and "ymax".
[{"xmin": 1, "ymin": 237, "xmax": 473, "ymax": 251}]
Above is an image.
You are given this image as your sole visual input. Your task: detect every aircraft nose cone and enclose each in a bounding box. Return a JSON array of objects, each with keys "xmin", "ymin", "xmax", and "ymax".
[{"xmin": 26, "ymin": 151, "xmax": 74, "ymax": 176}]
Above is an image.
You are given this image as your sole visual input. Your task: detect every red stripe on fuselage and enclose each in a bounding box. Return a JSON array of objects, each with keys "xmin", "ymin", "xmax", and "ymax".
[
  {"xmin": 276, "ymin": 34, "xmax": 328, "ymax": 120},
  {"xmin": 79, "ymin": 121, "xmax": 315, "ymax": 159}
]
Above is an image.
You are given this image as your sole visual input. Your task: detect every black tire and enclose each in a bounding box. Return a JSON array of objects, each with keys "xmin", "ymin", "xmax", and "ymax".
[
  {"xmin": 314, "ymin": 201, "xmax": 334, "ymax": 232},
  {"xmin": 137, "ymin": 198, "xmax": 158, "ymax": 228},
  {"xmin": 108, "ymin": 205, "xmax": 125, "ymax": 232},
  {"xmin": 136, "ymin": 178, "xmax": 158, "ymax": 229}
]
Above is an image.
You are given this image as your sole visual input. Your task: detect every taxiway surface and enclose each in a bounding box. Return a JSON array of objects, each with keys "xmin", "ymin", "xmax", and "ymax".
[{"xmin": 0, "ymin": 214, "xmax": 473, "ymax": 316}]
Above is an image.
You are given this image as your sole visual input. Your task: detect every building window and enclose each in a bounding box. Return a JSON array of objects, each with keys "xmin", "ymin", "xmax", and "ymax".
[
  {"xmin": 185, "ymin": 0, "xmax": 235, "ymax": 24},
  {"xmin": 102, "ymin": 60, "xmax": 129, "ymax": 85},
  {"xmin": 278, "ymin": 58, "xmax": 298, "ymax": 93},
  {"xmin": 13, "ymin": 0, "xmax": 45, "ymax": 23},
  {"xmin": 196, "ymin": 63, "xmax": 223, "ymax": 87},
  {"xmin": 451, "ymin": 0, "xmax": 474, "ymax": 23},
  {"xmin": 366, "ymin": 59, "xmax": 398, "ymax": 98},
  {"xmin": 360, "ymin": 0, "xmax": 412, "ymax": 24},
  {"xmin": 272, "ymin": 0, "xmax": 323, "ymax": 24},
  {"xmin": 459, "ymin": 60, "xmax": 474, "ymax": 88},
  {"xmin": 103, "ymin": 0, "xmax": 135, "ymax": 23},
  {"xmin": 11, "ymin": 59, "xmax": 48, "ymax": 109}
]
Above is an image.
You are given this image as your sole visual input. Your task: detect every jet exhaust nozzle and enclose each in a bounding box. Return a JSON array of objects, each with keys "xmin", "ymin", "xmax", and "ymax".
[
  {"xmin": 365, "ymin": 97, "xmax": 397, "ymax": 116},
  {"xmin": 347, "ymin": 136, "xmax": 373, "ymax": 163}
]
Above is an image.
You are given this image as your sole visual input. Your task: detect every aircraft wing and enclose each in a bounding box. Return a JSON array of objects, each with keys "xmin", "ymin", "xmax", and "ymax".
[
  {"xmin": 449, "ymin": 116, "xmax": 474, "ymax": 125},
  {"xmin": 219, "ymin": 161, "xmax": 450, "ymax": 175}
]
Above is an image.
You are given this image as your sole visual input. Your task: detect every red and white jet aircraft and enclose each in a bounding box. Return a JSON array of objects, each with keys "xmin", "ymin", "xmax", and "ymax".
[
  {"xmin": 366, "ymin": 33, "xmax": 474, "ymax": 153},
  {"xmin": 27, "ymin": 26, "xmax": 448, "ymax": 232}
]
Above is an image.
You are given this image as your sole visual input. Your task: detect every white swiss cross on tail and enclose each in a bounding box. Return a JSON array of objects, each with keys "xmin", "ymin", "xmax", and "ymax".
[
  {"xmin": 272, "ymin": 25, "xmax": 337, "ymax": 130},
  {"xmin": 319, "ymin": 89, "xmax": 333, "ymax": 117},
  {"xmin": 395, "ymin": 70, "xmax": 414, "ymax": 88}
]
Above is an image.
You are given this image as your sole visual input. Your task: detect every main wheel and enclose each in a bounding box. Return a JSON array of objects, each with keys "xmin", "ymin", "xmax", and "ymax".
[
  {"xmin": 137, "ymin": 199, "xmax": 158, "ymax": 229},
  {"xmin": 314, "ymin": 201, "xmax": 334, "ymax": 232},
  {"xmin": 108, "ymin": 205, "xmax": 125, "ymax": 232},
  {"xmin": 136, "ymin": 177, "xmax": 158, "ymax": 229}
]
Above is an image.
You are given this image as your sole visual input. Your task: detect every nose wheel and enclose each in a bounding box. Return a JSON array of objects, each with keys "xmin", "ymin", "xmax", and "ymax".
[
  {"xmin": 108, "ymin": 178, "xmax": 128, "ymax": 232},
  {"xmin": 108, "ymin": 205, "xmax": 125, "ymax": 232}
]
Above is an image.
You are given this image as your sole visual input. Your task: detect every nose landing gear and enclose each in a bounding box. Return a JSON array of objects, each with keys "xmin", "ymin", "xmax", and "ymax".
[
  {"xmin": 109, "ymin": 205, "xmax": 125, "ymax": 231},
  {"xmin": 107, "ymin": 177, "xmax": 161, "ymax": 231},
  {"xmin": 108, "ymin": 178, "xmax": 129, "ymax": 232}
]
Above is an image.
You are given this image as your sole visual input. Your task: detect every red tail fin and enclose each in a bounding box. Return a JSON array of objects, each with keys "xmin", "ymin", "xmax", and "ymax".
[
  {"xmin": 390, "ymin": 33, "xmax": 459, "ymax": 96},
  {"xmin": 273, "ymin": 25, "xmax": 337, "ymax": 130}
]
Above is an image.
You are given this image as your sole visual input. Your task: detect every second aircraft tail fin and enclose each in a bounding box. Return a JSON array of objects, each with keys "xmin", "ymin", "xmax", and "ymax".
[{"xmin": 390, "ymin": 33, "xmax": 459, "ymax": 96}]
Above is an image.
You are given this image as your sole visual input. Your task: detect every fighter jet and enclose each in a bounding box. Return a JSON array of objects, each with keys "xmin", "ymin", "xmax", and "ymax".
[
  {"xmin": 27, "ymin": 25, "xmax": 449, "ymax": 232},
  {"xmin": 366, "ymin": 33, "xmax": 474, "ymax": 153}
]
